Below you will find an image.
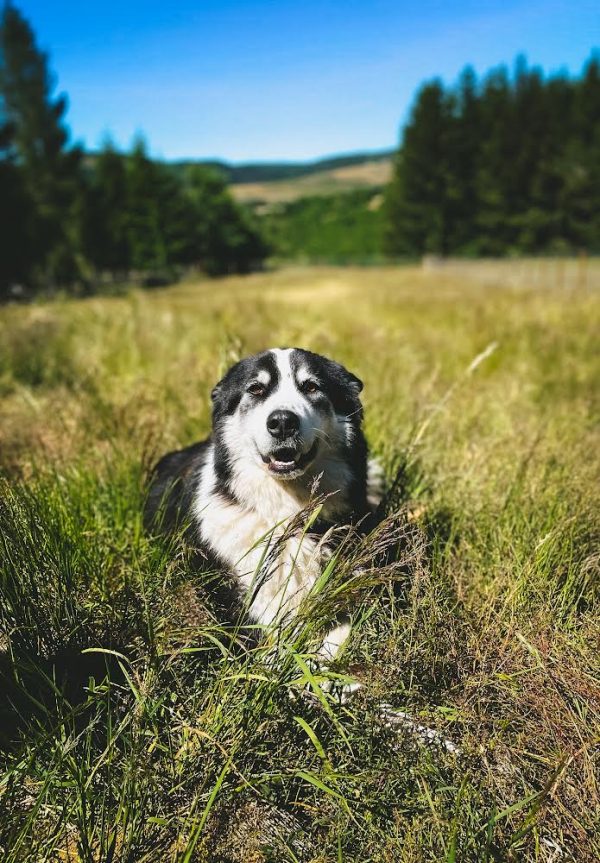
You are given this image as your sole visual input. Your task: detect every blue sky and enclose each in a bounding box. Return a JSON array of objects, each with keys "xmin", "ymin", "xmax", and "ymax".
[{"xmin": 15, "ymin": 0, "xmax": 600, "ymax": 162}]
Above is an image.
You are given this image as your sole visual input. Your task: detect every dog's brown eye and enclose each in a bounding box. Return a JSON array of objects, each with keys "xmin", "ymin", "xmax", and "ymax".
[
  {"xmin": 302, "ymin": 380, "xmax": 319, "ymax": 394},
  {"xmin": 247, "ymin": 382, "xmax": 266, "ymax": 397}
]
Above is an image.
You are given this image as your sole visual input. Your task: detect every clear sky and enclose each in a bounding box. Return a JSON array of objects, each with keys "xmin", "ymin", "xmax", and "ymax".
[{"xmin": 14, "ymin": 0, "xmax": 600, "ymax": 162}]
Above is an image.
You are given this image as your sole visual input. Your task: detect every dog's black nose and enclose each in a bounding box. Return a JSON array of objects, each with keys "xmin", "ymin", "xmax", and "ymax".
[{"xmin": 266, "ymin": 410, "xmax": 300, "ymax": 440}]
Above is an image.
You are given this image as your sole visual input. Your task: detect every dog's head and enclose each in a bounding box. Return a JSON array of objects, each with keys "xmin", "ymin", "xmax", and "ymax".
[{"xmin": 211, "ymin": 348, "xmax": 363, "ymax": 482}]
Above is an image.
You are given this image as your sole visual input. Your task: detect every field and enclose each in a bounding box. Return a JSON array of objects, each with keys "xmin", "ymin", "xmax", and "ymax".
[
  {"xmin": 1, "ymin": 261, "xmax": 599, "ymax": 862},
  {"xmin": 230, "ymin": 157, "xmax": 392, "ymax": 204}
]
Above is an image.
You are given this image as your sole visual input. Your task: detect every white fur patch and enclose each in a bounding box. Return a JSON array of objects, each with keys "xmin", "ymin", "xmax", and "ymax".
[
  {"xmin": 193, "ymin": 444, "xmax": 326, "ymax": 626},
  {"xmin": 367, "ymin": 457, "xmax": 386, "ymax": 509}
]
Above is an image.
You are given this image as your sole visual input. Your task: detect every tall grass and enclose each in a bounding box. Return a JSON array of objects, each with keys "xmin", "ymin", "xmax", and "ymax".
[{"xmin": 1, "ymin": 261, "xmax": 599, "ymax": 861}]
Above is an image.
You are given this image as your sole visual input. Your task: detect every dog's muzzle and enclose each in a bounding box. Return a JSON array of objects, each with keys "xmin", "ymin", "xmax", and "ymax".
[{"xmin": 260, "ymin": 439, "xmax": 319, "ymax": 478}]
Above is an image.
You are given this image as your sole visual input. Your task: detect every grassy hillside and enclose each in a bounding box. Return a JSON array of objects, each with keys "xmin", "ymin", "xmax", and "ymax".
[
  {"xmin": 167, "ymin": 149, "xmax": 393, "ymax": 193},
  {"xmin": 230, "ymin": 157, "xmax": 393, "ymax": 205},
  {"xmin": 1, "ymin": 261, "xmax": 599, "ymax": 861}
]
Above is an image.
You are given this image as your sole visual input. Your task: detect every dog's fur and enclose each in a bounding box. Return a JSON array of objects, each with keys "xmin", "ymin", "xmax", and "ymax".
[{"xmin": 145, "ymin": 347, "xmax": 382, "ymax": 662}]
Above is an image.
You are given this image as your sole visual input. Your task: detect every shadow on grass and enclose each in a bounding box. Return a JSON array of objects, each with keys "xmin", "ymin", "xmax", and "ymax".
[{"xmin": 0, "ymin": 647, "xmax": 125, "ymax": 751}]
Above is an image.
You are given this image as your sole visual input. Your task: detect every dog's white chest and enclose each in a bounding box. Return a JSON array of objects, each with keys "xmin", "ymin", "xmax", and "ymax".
[{"xmin": 193, "ymin": 447, "xmax": 324, "ymax": 626}]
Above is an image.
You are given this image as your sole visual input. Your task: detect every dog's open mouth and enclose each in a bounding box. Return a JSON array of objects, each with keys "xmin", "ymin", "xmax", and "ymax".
[{"xmin": 261, "ymin": 440, "xmax": 318, "ymax": 477}]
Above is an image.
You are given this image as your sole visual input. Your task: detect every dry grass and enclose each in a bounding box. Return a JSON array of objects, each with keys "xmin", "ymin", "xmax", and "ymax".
[
  {"xmin": 230, "ymin": 158, "xmax": 393, "ymax": 204},
  {"xmin": 0, "ymin": 261, "xmax": 599, "ymax": 861}
]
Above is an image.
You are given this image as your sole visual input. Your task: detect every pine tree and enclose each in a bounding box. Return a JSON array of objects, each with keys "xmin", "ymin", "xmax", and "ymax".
[
  {"xmin": 0, "ymin": 2, "xmax": 83, "ymax": 289},
  {"xmin": 185, "ymin": 166, "xmax": 268, "ymax": 275},
  {"xmin": 0, "ymin": 95, "xmax": 34, "ymax": 294},
  {"xmin": 384, "ymin": 80, "xmax": 453, "ymax": 256},
  {"xmin": 446, "ymin": 66, "xmax": 481, "ymax": 253},
  {"xmin": 81, "ymin": 140, "xmax": 130, "ymax": 278},
  {"xmin": 475, "ymin": 65, "xmax": 514, "ymax": 253},
  {"xmin": 385, "ymin": 54, "xmax": 600, "ymax": 257},
  {"xmin": 125, "ymin": 136, "xmax": 167, "ymax": 272},
  {"xmin": 124, "ymin": 136, "xmax": 197, "ymax": 276},
  {"xmin": 567, "ymin": 55, "xmax": 600, "ymax": 250}
]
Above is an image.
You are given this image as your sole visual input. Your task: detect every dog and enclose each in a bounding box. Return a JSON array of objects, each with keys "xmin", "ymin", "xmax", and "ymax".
[
  {"xmin": 145, "ymin": 347, "xmax": 384, "ymax": 665},
  {"xmin": 145, "ymin": 347, "xmax": 460, "ymax": 752}
]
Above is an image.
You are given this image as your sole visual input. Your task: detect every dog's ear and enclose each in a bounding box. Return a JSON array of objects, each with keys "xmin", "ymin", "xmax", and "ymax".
[
  {"xmin": 319, "ymin": 357, "xmax": 364, "ymax": 416},
  {"xmin": 210, "ymin": 359, "xmax": 248, "ymax": 416},
  {"xmin": 327, "ymin": 359, "xmax": 363, "ymax": 395},
  {"xmin": 210, "ymin": 379, "xmax": 230, "ymax": 415},
  {"xmin": 344, "ymin": 368, "xmax": 363, "ymax": 395}
]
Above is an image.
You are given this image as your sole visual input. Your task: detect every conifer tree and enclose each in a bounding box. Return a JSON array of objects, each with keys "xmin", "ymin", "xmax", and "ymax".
[
  {"xmin": 0, "ymin": 98, "xmax": 33, "ymax": 293},
  {"xmin": 568, "ymin": 55, "xmax": 600, "ymax": 249},
  {"xmin": 384, "ymin": 80, "xmax": 453, "ymax": 256},
  {"xmin": 446, "ymin": 66, "xmax": 480, "ymax": 252},
  {"xmin": 0, "ymin": 2, "xmax": 83, "ymax": 288},
  {"xmin": 82, "ymin": 140, "xmax": 130, "ymax": 277},
  {"xmin": 475, "ymin": 66, "xmax": 514, "ymax": 252},
  {"xmin": 385, "ymin": 54, "xmax": 600, "ymax": 257},
  {"xmin": 125, "ymin": 136, "xmax": 166, "ymax": 272},
  {"xmin": 185, "ymin": 166, "xmax": 269, "ymax": 275},
  {"xmin": 125, "ymin": 136, "xmax": 197, "ymax": 274}
]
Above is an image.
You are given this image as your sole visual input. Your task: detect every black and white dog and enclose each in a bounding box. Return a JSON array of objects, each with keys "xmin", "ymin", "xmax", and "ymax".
[
  {"xmin": 145, "ymin": 349, "xmax": 460, "ymax": 752},
  {"xmin": 145, "ymin": 347, "xmax": 383, "ymax": 664}
]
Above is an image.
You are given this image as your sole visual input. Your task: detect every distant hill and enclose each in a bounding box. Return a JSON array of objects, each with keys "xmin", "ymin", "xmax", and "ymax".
[
  {"xmin": 172, "ymin": 148, "xmax": 393, "ymax": 185},
  {"xmin": 229, "ymin": 156, "xmax": 393, "ymax": 205}
]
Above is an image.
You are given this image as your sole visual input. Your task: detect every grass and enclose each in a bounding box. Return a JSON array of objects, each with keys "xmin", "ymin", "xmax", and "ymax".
[
  {"xmin": 0, "ymin": 260, "xmax": 599, "ymax": 862},
  {"xmin": 230, "ymin": 158, "xmax": 392, "ymax": 204}
]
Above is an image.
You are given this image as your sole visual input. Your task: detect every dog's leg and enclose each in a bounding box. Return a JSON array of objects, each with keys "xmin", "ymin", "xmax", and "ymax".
[
  {"xmin": 312, "ymin": 618, "xmax": 363, "ymax": 703},
  {"xmin": 366, "ymin": 456, "xmax": 386, "ymax": 510},
  {"xmin": 319, "ymin": 619, "xmax": 351, "ymax": 662}
]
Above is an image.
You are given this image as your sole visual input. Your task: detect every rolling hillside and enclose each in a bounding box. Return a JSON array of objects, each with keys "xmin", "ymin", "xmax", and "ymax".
[
  {"xmin": 230, "ymin": 155, "xmax": 393, "ymax": 204},
  {"xmin": 170, "ymin": 148, "xmax": 394, "ymax": 204}
]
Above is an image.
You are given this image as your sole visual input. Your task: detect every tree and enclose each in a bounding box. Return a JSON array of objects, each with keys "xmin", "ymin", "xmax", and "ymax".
[
  {"xmin": 385, "ymin": 53, "xmax": 600, "ymax": 257},
  {"xmin": 0, "ymin": 2, "xmax": 83, "ymax": 289},
  {"xmin": 124, "ymin": 136, "xmax": 197, "ymax": 274},
  {"xmin": 471, "ymin": 66, "xmax": 517, "ymax": 252},
  {"xmin": 185, "ymin": 166, "xmax": 269, "ymax": 275},
  {"xmin": 384, "ymin": 80, "xmax": 454, "ymax": 256},
  {"xmin": 445, "ymin": 66, "xmax": 481, "ymax": 252},
  {"xmin": 0, "ymin": 98, "xmax": 34, "ymax": 294},
  {"xmin": 81, "ymin": 139, "xmax": 130, "ymax": 277},
  {"xmin": 0, "ymin": 3, "xmax": 269, "ymax": 291},
  {"xmin": 82, "ymin": 140, "xmax": 268, "ymax": 282},
  {"xmin": 565, "ymin": 55, "xmax": 600, "ymax": 251},
  {"xmin": 124, "ymin": 136, "xmax": 168, "ymax": 272}
]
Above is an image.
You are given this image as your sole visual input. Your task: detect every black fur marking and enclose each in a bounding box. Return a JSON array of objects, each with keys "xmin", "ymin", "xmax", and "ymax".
[
  {"xmin": 213, "ymin": 482, "xmax": 238, "ymax": 507},
  {"xmin": 291, "ymin": 349, "xmax": 363, "ymax": 418},
  {"xmin": 144, "ymin": 439, "xmax": 211, "ymax": 534},
  {"xmin": 211, "ymin": 351, "xmax": 280, "ymax": 416}
]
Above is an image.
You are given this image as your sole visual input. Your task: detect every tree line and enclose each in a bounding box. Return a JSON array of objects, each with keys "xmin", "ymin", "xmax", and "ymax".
[
  {"xmin": 385, "ymin": 56, "xmax": 600, "ymax": 257},
  {"xmin": 0, "ymin": 3, "xmax": 268, "ymax": 298}
]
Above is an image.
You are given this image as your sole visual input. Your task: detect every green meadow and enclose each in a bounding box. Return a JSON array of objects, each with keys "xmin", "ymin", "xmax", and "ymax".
[{"xmin": 1, "ymin": 260, "xmax": 599, "ymax": 861}]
